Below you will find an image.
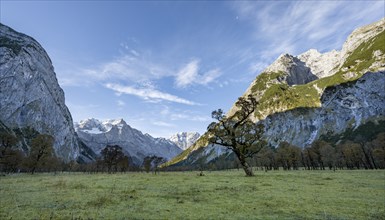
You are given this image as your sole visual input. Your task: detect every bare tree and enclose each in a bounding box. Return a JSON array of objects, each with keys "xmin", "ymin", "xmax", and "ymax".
[{"xmin": 207, "ymin": 95, "xmax": 266, "ymax": 176}]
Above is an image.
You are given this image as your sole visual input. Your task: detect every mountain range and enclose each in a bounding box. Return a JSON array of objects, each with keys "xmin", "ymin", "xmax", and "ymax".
[
  {"xmin": 75, "ymin": 118, "xmax": 183, "ymax": 165},
  {"xmin": 166, "ymin": 18, "xmax": 385, "ymax": 168},
  {"xmin": 0, "ymin": 18, "xmax": 384, "ymax": 168}
]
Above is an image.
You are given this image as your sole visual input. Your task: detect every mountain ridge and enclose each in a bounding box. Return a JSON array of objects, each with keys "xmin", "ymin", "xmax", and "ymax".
[
  {"xmin": 230, "ymin": 18, "xmax": 385, "ymax": 121},
  {"xmin": 75, "ymin": 118, "xmax": 182, "ymax": 165},
  {"xmin": 166, "ymin": 18, "xmax": 385, "ymax": 168}
]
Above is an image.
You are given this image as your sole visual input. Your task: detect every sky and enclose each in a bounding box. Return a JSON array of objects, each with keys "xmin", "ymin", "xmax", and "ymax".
[{"xmin": 1, "ymin": 1, "xmax": 384, "ymax": 138}]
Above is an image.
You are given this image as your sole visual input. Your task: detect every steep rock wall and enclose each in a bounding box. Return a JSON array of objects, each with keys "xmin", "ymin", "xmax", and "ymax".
[
  {"xmin": 0, "ymin": 23, "xmax": 79, "ymax": 161},
  {"xmin": 262, "ymin": 71, "xmax": 385, "ymax": 147}
]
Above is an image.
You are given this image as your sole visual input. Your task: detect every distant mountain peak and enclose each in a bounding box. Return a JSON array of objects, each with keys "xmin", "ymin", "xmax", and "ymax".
[
  {"xmin": 75, "ymin": 118, "xmax": 182, "ymax": 164},
  {"xmin": 75, "ymin": 118, "xmax": 129, "ymax": 134},
  {"xmin": 103, "ymin": 118, "xmax": 126, "ymax": 125},
  {"xmin": 169, "ymin": 132, "xmax": 200, "ymax": 150}
]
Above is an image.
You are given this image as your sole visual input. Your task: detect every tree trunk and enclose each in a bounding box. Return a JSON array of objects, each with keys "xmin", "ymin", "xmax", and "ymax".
[
  {"xmin": 240, "ymin": 160, "xmax": 253, "ymax": 176},
  {"xmin": 232, "ymin": 147, "xmax": 254, "ymax": 176},
  {"xmin": 238, "ymin": 156, "xmax": 253, "ymax": 176}
]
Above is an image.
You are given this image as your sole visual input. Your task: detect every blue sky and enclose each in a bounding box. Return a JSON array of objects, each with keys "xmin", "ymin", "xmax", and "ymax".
[{"xmin": 1, "ymin": 1, "xmax": 384, "ymax": 138}]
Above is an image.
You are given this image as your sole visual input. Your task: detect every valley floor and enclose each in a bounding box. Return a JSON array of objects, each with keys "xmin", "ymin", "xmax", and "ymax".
[{"xmin": 0, "ymin": 170, "xmax": 384, "ymax": 219}]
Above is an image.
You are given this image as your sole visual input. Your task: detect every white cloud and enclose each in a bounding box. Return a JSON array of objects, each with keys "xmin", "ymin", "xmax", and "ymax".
[
  {"xmin": 175, "ymin": 59, "xmax": 199, "ymax": 88},
  {"xmin": 60, "ymin": 45, "xmax": 221, "ymax": 90},
  {"xmin": 201, "ymin": 69, "xmax": 221, "ymax": 85},
  {"xmin": 232, "ymin": 1, "xmax": 385, "ymax": 58},
  {"xmin": 105, "ymin": 83, "xmax": 199, "ymax": 106},
  {"xmin": 175, "ymin": 59, "xmax": 222, "ymax": 88},
  {"xmin": 98, "ymin": 54, "xmax": 169, "ymax": 81},
  {"xmin": 59, "ymin": 47, "xmax": 172, "ymax": 87}
]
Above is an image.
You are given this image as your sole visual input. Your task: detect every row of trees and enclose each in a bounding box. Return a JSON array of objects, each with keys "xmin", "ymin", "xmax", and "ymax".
[
  {"xmin": 252, "ymin": 133, "xmax": 385, "ymax": 171},
  {"xmin": 207, "ymin": 95, "xmax": 385, "ymax": 176},
  {"xmin": 0, "ymin": 133, "xmax": 167, "ymax": 174},
  {"xmin": 0, "ymin": 133, "xmax": 62, "ymax": 174},
  {"xmin": 170, "ymin": 132, "xmax": 384, "ymax": 173},
  {"xmin": 90, "ymin": 145, "xmax": 165, "ymax": 174}
]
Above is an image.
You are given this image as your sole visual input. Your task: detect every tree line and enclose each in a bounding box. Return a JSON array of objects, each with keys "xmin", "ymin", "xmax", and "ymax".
[
  {"xmin": 0, "ymin": 133, "xmax": 166, "ymax": 174},
  {"xmin": 205, "ymin": 95, "xmax": 385, "ymax": 176},
  {"xmin": 252, "ymin": 133, "xmax": 385, "ymax": 171},
  {"xmin": 1, "ymin": 129, "xmax": 384, "ymax": 175},
  {"xmin": 169, "ymin": 132, "xmax": 385, "ymax": 173},
  {"xmin": 0, "ymin": 133, "xmax": 63, "ymax": 174}
]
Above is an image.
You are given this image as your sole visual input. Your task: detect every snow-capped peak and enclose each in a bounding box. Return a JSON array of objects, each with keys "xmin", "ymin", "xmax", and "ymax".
[
  {"xmin": 74, "ymin": 118, "xmax": 183, "ymax": 164},
  {"xmin": 169, "ymin": 132, "xmax": 200, "ymax": 150},
  {"xmin": 75, "ymin": 118, "xmax": 128, "ymax": 134},
  {"xmin": 101, "ymin": 118, "xmax": 127, "ymax": 132}
]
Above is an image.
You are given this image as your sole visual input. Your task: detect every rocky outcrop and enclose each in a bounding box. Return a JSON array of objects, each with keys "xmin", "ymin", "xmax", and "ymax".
[
  {"xmin": 263, "ymin": 53, "xmax": 318, "ymax": 86},
  {"xmin": 298, "ymin": 49, "xmax": 340, "ymax": 78},
  {"xmin": 261, "ymin": 71, "xmax": 385, "ymax": 148},
  {"xmin": 169, "ymin": 132, "xmax": 200, "ymax": 150},
  {"xmin": 75, "ymin": 118, "xmax": 182, "ymax": 165},
  {"xmin": 0, "ymin": 23, "xmax": 79, "ymax": 161}
]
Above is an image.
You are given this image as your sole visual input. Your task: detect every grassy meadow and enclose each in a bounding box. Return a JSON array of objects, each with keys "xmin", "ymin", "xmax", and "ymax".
[{"xmin": 0, "ymin": 170, "xmax": 384, "ymax": 220}]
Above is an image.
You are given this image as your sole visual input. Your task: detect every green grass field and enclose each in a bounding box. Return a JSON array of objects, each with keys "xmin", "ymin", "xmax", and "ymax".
[{"xmin": 0, "ymin": 170, "xmax": 384, "ymax": 220}]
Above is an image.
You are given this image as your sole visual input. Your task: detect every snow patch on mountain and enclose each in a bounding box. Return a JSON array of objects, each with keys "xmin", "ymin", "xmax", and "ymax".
[
  {"xmin": 169, "ymin": 132, "xmax": 200, "ymax": 150},
  {"xmin": 75, "ymin": 118, "xmax": 182, "ymax": 164}
]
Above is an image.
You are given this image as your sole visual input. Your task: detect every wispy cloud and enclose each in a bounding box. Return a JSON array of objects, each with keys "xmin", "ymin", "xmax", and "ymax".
[
  {"xmin": 60, "ymin": 47, "xmax": 221, "ymax": 91},
  {"xmin": 175, "ymin": 59, "xmax": 222, "ymax": 88},
  {"xmin": 88, "ymin": 54, "xmax": 170, "ymax": 82},
  {"xmin": 59, "ymin": 46, "xmax": 172, "ymax": 87},
  {"xmin": 105, "ymin": 83, "xmax": 199, "ymax": 106},
  {"xmin": 232, "ymin": 1, "xmax": 385, "ymax": 61}
]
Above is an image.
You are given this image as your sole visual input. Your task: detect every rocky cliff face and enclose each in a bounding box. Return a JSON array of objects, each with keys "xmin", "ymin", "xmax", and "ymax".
[
  {"xmin": 169, "ymin": 132, "xmax": 200, "ymax": 150},
  {"xmin": 261, "ymin": 71, "xmax": 385, "ymax": 148},
  {"xmin": 167, "ymin": 18, "xmax": 385, "ymax": 167},
  {"xmin": 0, "ymin": 23, "xmax": 79, "ymax": 161},
  {"xmin": 75, "ymin": 118, "xmax": 182, "ymax": 165}
]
